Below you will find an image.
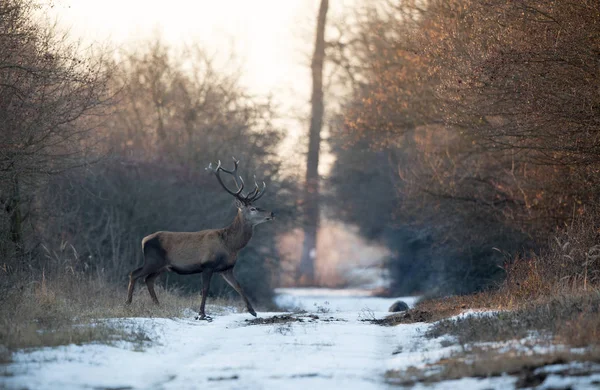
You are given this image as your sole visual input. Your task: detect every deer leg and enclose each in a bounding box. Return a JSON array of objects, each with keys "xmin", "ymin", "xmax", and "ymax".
[
  {"xmin": 145, "ymin": 272, "xmax": 161, "ymax": 305},
  {"xmin": 221, "ymin": 269, "xmax": 257, "ymax": 317},
  {"xmin": 196, "ymin": 270, "xmax": 214, "ymax": 320},
  {"xmin": 126, "ymin": 264, "xmax": 159, "ymax": 304},
  {"xmin": 126, "ymin": 266, "xmax": 144, "ymax": 304}
]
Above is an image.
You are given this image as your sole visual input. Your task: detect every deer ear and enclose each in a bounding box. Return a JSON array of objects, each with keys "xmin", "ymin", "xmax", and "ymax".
[{"xmin": 234, "ymin": 199, "xmax": 244, "ymax": 209}]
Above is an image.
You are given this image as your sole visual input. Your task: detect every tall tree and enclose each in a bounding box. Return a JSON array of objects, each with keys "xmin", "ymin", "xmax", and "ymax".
[{"xmin": 299, "ymin": 0, "xmax": 329, "ymax": 284}]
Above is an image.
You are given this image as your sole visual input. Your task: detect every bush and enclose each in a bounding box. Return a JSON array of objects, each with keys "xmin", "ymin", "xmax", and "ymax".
[{"xmin": 504, "ymin": 213, "xmax": 600, "ymax": 301}]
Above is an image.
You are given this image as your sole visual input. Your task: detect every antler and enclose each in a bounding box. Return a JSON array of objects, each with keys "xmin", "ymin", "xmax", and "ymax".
[
  {"xmin": 249, "ymin": 175, "xmax": 267, "ymax": 202},
  {"xmin": 206, "ymin": 157, "xmax": 267, "ymax": 204}
]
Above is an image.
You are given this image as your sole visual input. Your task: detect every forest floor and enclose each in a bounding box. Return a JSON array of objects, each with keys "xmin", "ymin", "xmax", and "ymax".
[{"xmin": 2, "ymin": 289, "xmax": 600, "ymax": 389}]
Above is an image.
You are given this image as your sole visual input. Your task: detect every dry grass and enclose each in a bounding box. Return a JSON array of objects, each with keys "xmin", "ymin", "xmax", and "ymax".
[
  {"xmin": 378, "ymin": 217, "xmax": 600, "ymax": 389},
  {"xmin": 0, "ymin": 270, "xmax": 241, "ymax": 359},
  {"xmin": 371, "ymin": 290, "xmax": 506, "ymax": 326},
  {"xmin": 382, "ymin": 216, "xmax": 600, "ymax": 328},
  {"xmin": 427, "ymin": 292, "xmax": 600, "ymax": 347},
  {"xmin": 386, "ymin": 345, "xmax": 600, "ymax": 387},
  {"xmin": 379, "ymin": 291, "xmax": 600, "ymax": 386},
  {"xmin": 390, "ymin": 283, "xmax": 600, "ymax": 337},
  {"xmin": 502, "ymin": 215, "xmax": 600, "ymax": 302},
  {"xmin": 379, "ymin": 221, "xmax": 600, "ymax": 385}
]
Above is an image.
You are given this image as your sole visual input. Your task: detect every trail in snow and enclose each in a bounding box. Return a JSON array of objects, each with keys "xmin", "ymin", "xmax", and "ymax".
[
  {"xmin": 3, "ymin": 288, "xmax": 570, "ymax": 390},
  {"xmin": 4, "ymin": 289, "xmax": 426, "ymax": 389}
]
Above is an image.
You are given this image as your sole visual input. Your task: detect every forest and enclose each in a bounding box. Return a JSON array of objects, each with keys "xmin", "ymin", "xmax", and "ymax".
[{"xmin": 1, "ymin": 0, "xmax": 600, "ymax": 386}]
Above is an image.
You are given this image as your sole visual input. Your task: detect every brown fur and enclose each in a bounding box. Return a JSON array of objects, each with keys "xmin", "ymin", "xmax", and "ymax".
[{"xmin": 126, "ymin": 206, "xmax": 273, "ymax": 319}]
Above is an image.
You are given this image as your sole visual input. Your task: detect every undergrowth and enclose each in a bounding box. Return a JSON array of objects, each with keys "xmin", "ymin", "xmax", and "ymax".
[
  {"xmin": 386, "ymin": 214, "xmax": 600, "ymax": 326},
  {"xmin": 427, "ymin": 291, "xmax": 600, "ymax": 347},
  {"xmin": 0, "ymin": 269, "xmax": 241, "ymax": 360},
  {"xmin": 383, "ymin": 215, "xmax": 600, "ymax": 385}
]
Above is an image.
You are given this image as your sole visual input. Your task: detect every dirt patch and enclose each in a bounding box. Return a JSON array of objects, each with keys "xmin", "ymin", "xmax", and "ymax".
[
  {"xmin": 514, "ymin": 365, "xmax": 550, "ymax": 388},
  {"xmin": 320, "ymin": 316, "xmax": 347, "ymax": 322},
  {"xmin": 245, "ymin": 314, "xmax": 346, "ymax": 325},
  {"xmin": 363, "ymin": 294, "xmax": 493, "ymax": 326},
  {"xmin": 362, "ymin": 308, "xmax": 452, "ymax": 326},
  {"xmin": 290, "ymin": 373, "xmax": 319, "ymax": 378},
  {"xmin": 207, "ymin": 375, "xmax": 239, "ymax": 381},
  {"xmin": 245, "ymin": 314, "xmax": 320, "ymax": 325},
  {"xmin": 391, "ymin": 290, "xmax": 515, "ymax": 325}
]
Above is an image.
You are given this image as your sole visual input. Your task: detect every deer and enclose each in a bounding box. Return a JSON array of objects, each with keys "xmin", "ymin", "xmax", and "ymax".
[{"xmin": 125, "ymin": 158, "xmax": 274, "ymax": 320}]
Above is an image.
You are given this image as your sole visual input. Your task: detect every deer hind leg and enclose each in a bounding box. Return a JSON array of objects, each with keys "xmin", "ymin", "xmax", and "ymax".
[
  {"xmin": 145, "ymin": 272, "xmax": 162, "ymax": 305},
  {"xmin": 126, "ymin": 264, "xmax": 158, "ymax": 304},
  {"xmin": 128, "ymin": 240, "xmax": 167, "ymax": 305},
  {"xmin": 126, "ymin": 266, "xmax": 144, "ymax": 304}
]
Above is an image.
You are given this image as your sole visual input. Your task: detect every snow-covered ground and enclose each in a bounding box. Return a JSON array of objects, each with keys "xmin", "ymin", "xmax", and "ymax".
[
  {"xmin": 1, "ymin": 289, "xmax": 598, "ymax": 389},
  {"xmin": 274, "ymin": 287, "xmax": 413, "ymax": 312}
]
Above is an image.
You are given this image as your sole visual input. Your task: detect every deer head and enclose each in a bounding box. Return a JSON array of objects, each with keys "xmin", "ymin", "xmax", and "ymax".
[{"xmin": 206, "ymin": 157, "xmax": 274, "ymax": 226}]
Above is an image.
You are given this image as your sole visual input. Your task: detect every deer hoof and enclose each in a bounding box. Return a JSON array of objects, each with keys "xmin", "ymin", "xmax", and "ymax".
[
  {"xmin": 248, "ymin": 308, "xmax": 257, "ymax": 317},
  {"xmin": 195, "ymin": 314, "xmax": 213, "ymax": 322}
]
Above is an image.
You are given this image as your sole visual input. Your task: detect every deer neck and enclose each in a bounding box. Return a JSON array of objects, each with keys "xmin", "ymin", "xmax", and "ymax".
[{"xmin": 223, "ymin": 210, "xmax": 254, "ymax": 251}]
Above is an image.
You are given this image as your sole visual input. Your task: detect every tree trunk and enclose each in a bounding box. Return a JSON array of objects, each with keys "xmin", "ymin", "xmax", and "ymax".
[
  {"xmin": 7, "ymin": 173, "xmax": 23, "ymax": 261},
  {"xmin": 299, "ymin": 0, "xmax": 328, "ymax": 285}
]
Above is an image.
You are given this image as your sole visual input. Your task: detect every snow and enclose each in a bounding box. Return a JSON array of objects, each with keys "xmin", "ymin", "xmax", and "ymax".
[
  {"xmin": 534, "ymin": 363, "xmax": 600, "ymax": 390},
  {"xmin": 540, "ymin": 373, "xmax": 600, "ymax": 390},
  {"xmin": 4, "ymin": 290, "xmax": 421, "ymax": 390},
  {"xmin": 2, "ymin": 289, "xmax": 599, "ymax": 389},
  {"xmin": 410, "ymin": 376, "xmax": 517, "ymax": 390},
  {"xmin": 274, "ymin": 287, "xmax": 418, "ymax": 312},
  {"xmin": 447, "ymin": 309, "xmax": 501, "ymax": 320}
]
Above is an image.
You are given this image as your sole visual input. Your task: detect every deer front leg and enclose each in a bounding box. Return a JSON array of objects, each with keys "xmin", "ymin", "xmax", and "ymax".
[
  {"xmin": 196, "ymin": 270, "xmax": 213, "ymax": 321},
  {"xmin": 221, "ymin": 268, "xmax": 257, "ymax": 317}
]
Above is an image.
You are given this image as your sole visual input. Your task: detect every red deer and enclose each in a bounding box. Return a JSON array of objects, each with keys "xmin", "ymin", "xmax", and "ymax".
[{"xmin": 125, "ymin": 158, "xmax": 274, "ymax": 320}]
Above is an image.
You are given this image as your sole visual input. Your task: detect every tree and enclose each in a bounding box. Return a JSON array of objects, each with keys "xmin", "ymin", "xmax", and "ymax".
[
  {"xmin": 299, "ymin": 0, "xmax": 329, "ymax": 285},
  {"xmin": 0, "ymin": 0, "xmax": 112, "ymax": 265},
  {"xmin": 332, "ymin": 0, "xmax": 600, "ymax": 294}
]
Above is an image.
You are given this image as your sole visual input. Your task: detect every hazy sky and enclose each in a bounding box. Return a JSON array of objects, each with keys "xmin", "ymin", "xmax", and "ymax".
[{"xmin": 48, "ymin": 0, "xmax": 319, "ymax": 109}]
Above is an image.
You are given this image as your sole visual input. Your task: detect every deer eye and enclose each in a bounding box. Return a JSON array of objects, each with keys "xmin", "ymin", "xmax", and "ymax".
[{"xmin": 250, "ymin": 207, "xmax": 256, "ymax": 212}]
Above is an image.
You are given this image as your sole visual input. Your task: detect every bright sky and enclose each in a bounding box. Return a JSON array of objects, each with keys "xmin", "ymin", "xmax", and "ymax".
[{"xmin": 48, "ymin": 0, "xmax": 318, "ymax": 113}]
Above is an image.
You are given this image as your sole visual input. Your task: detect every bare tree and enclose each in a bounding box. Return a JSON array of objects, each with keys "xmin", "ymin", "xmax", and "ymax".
[
  {"xmin": 0, "ymin": 0, "xmax": 112, "ymax": 264},
  {"xmin": 299, "ymin": 0, "xmax": 329, "ymax": 285}
]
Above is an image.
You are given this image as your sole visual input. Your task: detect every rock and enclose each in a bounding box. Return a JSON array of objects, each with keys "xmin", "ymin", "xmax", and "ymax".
[{"xmin": 388, "ymin": 300, "xmax": 409, "ymax": 313}]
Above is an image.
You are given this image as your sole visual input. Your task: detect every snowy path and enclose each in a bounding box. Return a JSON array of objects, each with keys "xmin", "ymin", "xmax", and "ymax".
[
  {"xmin": 4, "ymin": 289, "xmax": 424, "ymax": 389},
  {"xmin": 1, "ymin": 289, "xmax": 515, "ymax": 389}
]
